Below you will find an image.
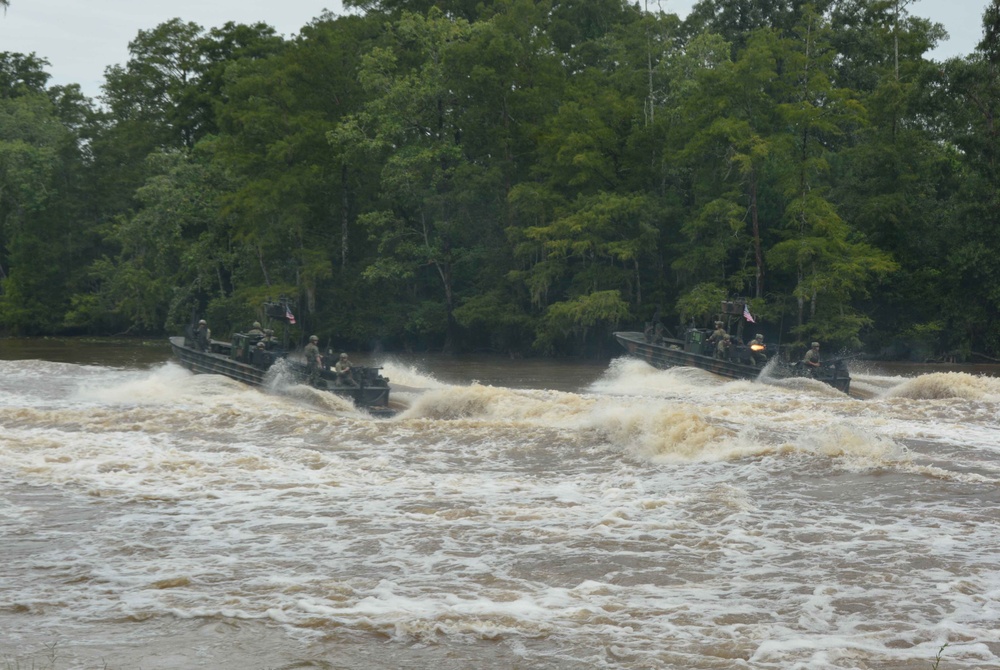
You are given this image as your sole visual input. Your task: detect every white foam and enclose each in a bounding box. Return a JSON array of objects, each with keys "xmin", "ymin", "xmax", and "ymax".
[
  {"xmin": 3, "ymin": 358, "xmax": 1000, "ymax": 669},
  {"xmin": 376, "ymin": 360, "xmax": 450, "ymax": 390}
]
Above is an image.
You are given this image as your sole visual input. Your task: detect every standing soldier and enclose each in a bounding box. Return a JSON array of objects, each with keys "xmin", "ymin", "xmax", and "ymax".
[
  {"xmin": 708, "ymin": 321, "xmax": 727, "ymax": 344},
  {"xmin": 194, "ymin": 319, "xmax": 211, "ymax": 352},
  {"xmin": 715, "ymin": 334, "xmax": 731, "ymax": 360},
  {"xmin": 304, "ymin": 335, "xmax": 323, "ymax": 386},
  {"xmin": 707, "ymin": 321, "xmax": 727, "ymax": 356},
  {"xmin": 248, "ymin": 321, "xmax": 264, "ymax": 338}
]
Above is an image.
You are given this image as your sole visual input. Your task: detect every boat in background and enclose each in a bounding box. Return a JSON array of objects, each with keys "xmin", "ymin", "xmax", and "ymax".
[{"xmin": 613, "ymin": 301, "xmax": 851, "ymax": 393}]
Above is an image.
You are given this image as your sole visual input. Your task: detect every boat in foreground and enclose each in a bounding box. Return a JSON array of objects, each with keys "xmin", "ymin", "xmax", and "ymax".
[
  {"xmin": 613, "ymin": 330, "xmax": 851, "ymax": 394},
  {"xmin": 169, "ymin": 334, "xmax": 394, "ymax": 416}
]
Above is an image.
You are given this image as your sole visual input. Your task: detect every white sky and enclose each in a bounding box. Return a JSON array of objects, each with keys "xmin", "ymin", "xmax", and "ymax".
[{"xmin": 0, "ymin": 0, "xmax": 989, "ymax": 100}]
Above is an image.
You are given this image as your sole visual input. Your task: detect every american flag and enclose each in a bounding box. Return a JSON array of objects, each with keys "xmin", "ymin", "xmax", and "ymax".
[
  {"xmin": 743, "ymin": 304, "xmax": 755, "ymax": 323},
  {"xmin": 285, "ymin": 305, "xmax": 296, "ymax": 325}
]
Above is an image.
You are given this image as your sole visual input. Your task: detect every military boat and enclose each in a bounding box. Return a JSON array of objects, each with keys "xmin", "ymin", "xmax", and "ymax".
[
  {"xmin": 614, "ymin": 328, "xmax": 851, "ymax": 393},
  {"xmin": 170, "ymin": 303, "xmax": 393, "ymax": 416}
]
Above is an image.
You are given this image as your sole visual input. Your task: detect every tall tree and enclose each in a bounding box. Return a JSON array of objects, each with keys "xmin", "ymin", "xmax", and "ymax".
[
  {"xmin": 922, "ymin": 0, "xmax": 1000, "ymax": 355},
  {"xmin": 102, "ymin": 19, "xmax": 205, "ymax": 150},
  {"xmin": 92, "ymin": 151, "xmax": 234, "ymax": 333},
  {"xmin": 766, "ymin": 12, "xmax": 895, "ymax": 345},
  {"xmin": 184, "ymin": 21, "xmax": 285, "ymax": 142},
  {"xmin": 503, "ymin": 2, "xmax": 666, "ymax": 353},
  {"xmin": 212, "ymin": 12, "xmax": 381, "ymax": 340},
  {"xmin": 684, "ymin": 0, "xmax": 835, "ymax": 52},
  {"xmin": 344, "ymin": 0, "xmax": 486, "ymax": 22},
  {"xmin": 0, "ymin": 53, "xmax": 94, "ymax": 333},
  {"xmin": 0, "ymin": 51, "xmax": 49, "ymax": 93},
  {"xmin": 333, "ymin": 9, "xmax": 504, "ymax": 352},
  {"xmin": 827, "ymin": 0, "xmax": 953, "ymax": 356},
  {"xmin": 670, "ymin": 30, "xmax": 782, "ymax": 304},
  {"xmin": 671, "ymin": 15, "xmax": 895, "ymax": 346},
  {"xmin": 96, "ymin": 19, "xmax": 284, "ymax": 211},
  {"xmin": 445, "ymin": 0, "xmax": 565, "ymax": 353}
]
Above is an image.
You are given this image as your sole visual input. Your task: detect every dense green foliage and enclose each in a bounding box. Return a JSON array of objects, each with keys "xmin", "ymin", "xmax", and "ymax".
[{"xmin": 1, "ymin": 0, "xmax": 998, "ymax": 360}]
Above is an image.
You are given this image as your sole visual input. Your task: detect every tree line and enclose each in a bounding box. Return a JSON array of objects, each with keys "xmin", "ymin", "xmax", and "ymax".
[{"xmin": 1, "ymin": 0, "xmax": 998, "ymax": 360}]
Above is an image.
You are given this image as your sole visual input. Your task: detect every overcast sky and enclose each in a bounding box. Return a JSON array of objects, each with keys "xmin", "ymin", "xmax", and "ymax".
[{"xmin": 0, "ymin": 0, "xmax": 989, "ymax": 101}]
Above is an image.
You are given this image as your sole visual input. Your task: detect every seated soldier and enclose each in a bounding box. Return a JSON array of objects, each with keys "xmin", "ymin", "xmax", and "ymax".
[
  {"xmin": 334, "ymin": 353, "xmax": 358, "ymax": 387},
  {"xmin": 802, "ymin": 342, "xmax": 821, "ymax": 368}
]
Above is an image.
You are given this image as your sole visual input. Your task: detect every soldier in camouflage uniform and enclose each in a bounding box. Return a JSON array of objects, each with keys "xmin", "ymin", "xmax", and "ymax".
[
  {"xmin": 304, "ymin": 335, "xmax": 323, "ymax": 386},
  {"xmin": 194, "ymin": 320, "xmax": 211, "ymax": 352},
  {"xmin": 802, "ymin": 342, "xmax": 821, "ymax": 368},
  {"xmin": 262, "ymin": 329, "xmax": 278, "ymax": 349},
  {"xmin": 334, "ymin": 353, "xmax": 358, "ymax": 387},
  {"xmin": 252, "ymin": 341, "xmax": 271, "ymax": 369},
  {"xmin": 247, "ymin": 321, "xmax": 264, "ymax": 339},
  {"xmin": 748, "ymin": 333, "xmax": 767, "ymax": 366},
  {"xmin": 715, "ymin": 334, "xmax": 731, "ymax": 360},
  {"xmin": 707, "ymin": 321, "xmax": 727, "ymax": 356},
  {"xmin": 708, "ymin": 321, "xmax": 727, "ymax": 344}
]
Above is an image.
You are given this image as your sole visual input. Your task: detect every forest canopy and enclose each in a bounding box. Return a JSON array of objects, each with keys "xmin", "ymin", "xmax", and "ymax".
[{"xmin": 1, "ymin": 0, "xmax": 998, "ymax": 361}]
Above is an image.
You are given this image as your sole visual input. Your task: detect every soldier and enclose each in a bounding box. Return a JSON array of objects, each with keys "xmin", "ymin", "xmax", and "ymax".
[
  {"xmin": 248, "ymin": 321, "xmax": 264, "ymax": 338},
  {"xmin": 645, "ymin": 321, "xmax": 666, "ymax": 344},
  {"xmin": 262, "ymin": 328, "xmax": 278, "ymax": 349},
  {"xmin": 708, "ymin": 321, "xmax": 727, "ymax": 344},
  {"xmin": 802, "ymin": 342, "xmax": 821, "ymax": 368},
  {"xmin": 715, "ymin": 334, "xmax": 731, "ymax": 360},
  {"xmin": 706, "ymin": 320, "xmax": 727, "ymax": 356},
  {"xmin": 748, "ymin": 333, "xmax": 767, "ymax": 366},
  {"xmin": 304, "ymin": 335, "xmax": 323, "ymax": 386},
  {"xmin": 194, "ymin": 319, "xmax": 211, "ymax": 352},
  {"xmin": 334, "ymin": 353, "xmax": 358, "ymax": 387},
  {"xmin": 653, "ymin": 322, "xmax": 666, "ymax": 345},
  {"xmin": 252, "ymin": 341, "xmax": 271, "ymax": 369}
]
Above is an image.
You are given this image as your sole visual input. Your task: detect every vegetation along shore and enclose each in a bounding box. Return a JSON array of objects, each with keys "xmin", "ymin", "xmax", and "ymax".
[{"xmin": 2, "ymin": 0, "xmax": 999, "ymax": 362}]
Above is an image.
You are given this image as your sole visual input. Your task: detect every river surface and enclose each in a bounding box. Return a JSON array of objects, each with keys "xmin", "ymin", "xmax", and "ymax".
[{"xmin": 1, "ymin": 339, "xmax": 999, "ymax": 669}]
